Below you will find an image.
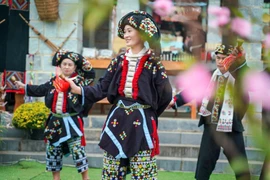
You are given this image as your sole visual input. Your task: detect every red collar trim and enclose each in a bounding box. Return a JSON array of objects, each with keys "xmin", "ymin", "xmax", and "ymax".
[
  {"xmin": 132, "ymin": 54, "xmax": 149, "ymax": 99},
  {"xmin": 118, "ymin": 54, "xmax": 150, "ymax": 99},
  {"xmin": 118, "ymin": 56, "xmax": 128, "ymax": 96}
]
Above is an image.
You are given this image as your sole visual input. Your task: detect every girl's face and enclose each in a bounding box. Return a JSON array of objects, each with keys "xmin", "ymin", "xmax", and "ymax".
[
  {"xmin": 59, "ymin": 58, "xmax": 76, "ymax": 77},
  {"xmin": 123, "ymin": 25, "xmax": 144, "ymax": 49}
]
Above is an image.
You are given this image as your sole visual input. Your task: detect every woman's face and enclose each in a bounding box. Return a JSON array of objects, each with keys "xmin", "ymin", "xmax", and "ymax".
[
  {"xmin": 123, "ymin": 25, "xmax": 144, "ymax": 49},
  {"xmin": 59, "ymin": 58, "xmax": 76, "ymax": 77},
  {"xmin": 215, "ymin": 53, "xmax": 227, "ymax": 73}
]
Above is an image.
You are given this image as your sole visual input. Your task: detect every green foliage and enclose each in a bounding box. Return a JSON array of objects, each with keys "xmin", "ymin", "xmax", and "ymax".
[
  {"xmin": 83, "ymin": 0, "xmax": 115, "ymax": 31},
  {"xmin": 12, "ymin": 102, "xmax": 50, "ymax": 129},
  {"xmin": 231, "ymin": 7, "xmax": 244, "ymax": 18}
]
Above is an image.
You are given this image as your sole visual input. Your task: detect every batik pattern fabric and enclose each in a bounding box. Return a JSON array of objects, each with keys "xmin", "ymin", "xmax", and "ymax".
[
  {"xmin": 3, "ymin": 70, "xmax": 25, "ymax": 93},
  {"xmin": 211, "ymin": 75, "xmax": 226, "ymax": 123},
  {"xmin": 46, "ymin": 137, "xmax": 88, "ymax": 173},
  {"xmin": 83, "ymin": 51, "xmax": 172, "ymax": 159},
  {"xmin": 102, "ymin": 150, "xmax": 157, "ymax": 179}
]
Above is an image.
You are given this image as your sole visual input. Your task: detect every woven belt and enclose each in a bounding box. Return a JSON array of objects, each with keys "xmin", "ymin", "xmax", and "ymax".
[
  {"xmin": 117, "ymin": 101, "xmax": 151, "ymax": 110},
  {"xmin": 51, "ymin": 112, "xmax": 79, "ymax": 118}
]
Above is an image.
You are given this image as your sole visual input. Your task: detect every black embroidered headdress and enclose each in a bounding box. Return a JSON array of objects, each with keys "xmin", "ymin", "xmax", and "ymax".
[
  {"xmin": 52, "ymin": 49, "xmax": 95, "ymax": 85},
  {"xmin": 215, "ymin": 44, "xmax": 234, "ymax": 56},
  {"xmin": 118, "ymin": 10, "xmax": 161, "ymax": 59}
]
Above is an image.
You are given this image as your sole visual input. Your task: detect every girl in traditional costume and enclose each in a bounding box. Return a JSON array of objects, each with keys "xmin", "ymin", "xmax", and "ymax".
[
  {"xmin": 67, "ymin": 11, "xmax": 172, "ymax": 179},
  {"xmin": 15, "ymin": 50, "xmax": 95, "ymax": 180}
]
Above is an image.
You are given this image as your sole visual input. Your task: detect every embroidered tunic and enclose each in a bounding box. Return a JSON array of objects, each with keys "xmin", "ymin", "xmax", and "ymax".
[
  {"xmin": 25, "ymin": 75, "xmax": 91, "ymax": 146},
  {"xmin": 83, "ymin": 49, "xmax": 172, "ymax": 158}
]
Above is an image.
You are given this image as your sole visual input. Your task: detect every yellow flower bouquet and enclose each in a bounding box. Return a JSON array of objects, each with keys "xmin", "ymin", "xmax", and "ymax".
[{"xmin": 12, "ymin": 102, "xmax": 50, "ymax": 129}]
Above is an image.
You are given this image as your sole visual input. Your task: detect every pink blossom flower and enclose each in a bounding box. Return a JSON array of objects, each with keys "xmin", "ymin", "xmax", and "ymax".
[
  {"xmin": 153, "ymin": 0, "xmax": 173, "ymax": 17},
  {"xmin": 265, "ymin": 33, "xmax": 270, "ymax": 49},
  {"xmin": 208, "ymin": 6, "xmax": 230, "ymax": 27},
  {"xmin": 218, "ymin": 14, "xmax": 230, "ymax": 26},
  {"xmin": 243, "ymin": 71, "xmax": 270, "ymax": 110},
  {"xmin": 208, "ymin": 6, "xmax": 221, "ymax": 15},
  {"xmin": 231, "ymin": 17, "xmax": 252, "ymax": 38},
  {"xmin": 175, "ymin": 64, "xmax": 211, "ymax": 103},
  {"xmin": 208, "ymin": 6, "xmax": 230, "ymax": 17}
]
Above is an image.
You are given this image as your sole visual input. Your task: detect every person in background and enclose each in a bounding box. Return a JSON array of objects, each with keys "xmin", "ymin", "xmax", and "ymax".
[
  {"xmin": 169, "ymin": 44, "xmax": 251, "ymax": 180},
  {"xmin": 15, "ymin": 50, "xmax": 95, "ymax": 180},
  {"xmin": 66, "ymin": 11, "xmax": 172, "ymax": 179}
]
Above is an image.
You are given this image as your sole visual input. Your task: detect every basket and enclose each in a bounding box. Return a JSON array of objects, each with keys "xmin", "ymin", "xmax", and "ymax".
[{"xmin": 34, "ymin": 0, "xmax": 59, "ymax": 21}]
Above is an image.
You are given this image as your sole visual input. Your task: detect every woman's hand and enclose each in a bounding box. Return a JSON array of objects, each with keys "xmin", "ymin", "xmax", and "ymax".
[
  {"xmin": 14, "ymin": 81, "xmax": 25, "ymax": 89},
  {"xmin": 65, "ymin": 77, "xmax": 82, "ymax": 95},
  {"xmin": 167, "ymin": 99, "xmax": 175, "ymax": 109}
]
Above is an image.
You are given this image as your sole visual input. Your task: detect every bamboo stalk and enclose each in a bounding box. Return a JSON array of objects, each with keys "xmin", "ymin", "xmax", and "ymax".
[
  {"xmin": 19, "ymin": 13, "xmax": 59, "ymax": 51},
  {"xmin": 58, "ymin": 27, "xmax": 76, "ymax": 50},
  {"xmin": 0, "ymin": 19, "xmax": 5, "ymax": 24}
]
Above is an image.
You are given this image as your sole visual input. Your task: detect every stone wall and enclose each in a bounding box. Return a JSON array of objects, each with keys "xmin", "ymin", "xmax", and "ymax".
[
  {"xmin": 239, "ymin": 0, "xmax": 264, "ymax": 70},
  {"xmin": 207, "ymin": 0, "xmax": 222, "ymax": 46}
]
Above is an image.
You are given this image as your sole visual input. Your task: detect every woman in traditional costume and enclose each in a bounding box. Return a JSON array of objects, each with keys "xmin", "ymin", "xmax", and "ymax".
[
  {"xmin": 67, "ymin": 11, "xmax": 172, "ymax": 179},
  {"xmin": 15, "ymin": 50, "xmax": 95, "ymax": 180}
]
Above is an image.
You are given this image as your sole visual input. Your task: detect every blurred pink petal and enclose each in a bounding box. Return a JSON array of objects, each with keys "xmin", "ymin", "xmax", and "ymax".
[
  {"xmin": 218, "ymin": 15, "xmax": 230, "ymax": 26},
  {"xmin": 153, "ymin": 0, "xmax": 173, "ymax": 17},
  {"xmin": 209, "ymin": 15, "xmax": 230, "ymax": 27},
  {"xmin": 208, "ymin": 6, "xmax": 221, "ymax": 15},
  {"xmin": 208, "ymin": 6, "xmax": 230, "ymax": 27},
  {"xmin": 231, "ymin": 18, "xmax": 252, "ymax": 37},
  {"xmin": 265, "ymin": 33, "xmax": 270, "ymax": 49},
  {"xmin": 243, "ymin": 71, "xmax": 270, "ymax": 110},
  {"xmin": 208, "ymin": 6, "xmax": 230, "ymax": 17},
  {"xmin": 218, "ymin": 7, "xmax": 230, "ymax": 17},
  {"xmin": 209, "ymin": 19, "xmax": 219, "ymax": 28},
  {"xmin": 175, "ymin": 64, "xmax": 211, "ymax": 103}
]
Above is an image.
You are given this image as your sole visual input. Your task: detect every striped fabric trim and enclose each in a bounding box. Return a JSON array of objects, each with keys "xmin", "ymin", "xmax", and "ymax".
[
  {"xmin": 11, "ymin": 0, "xmax": 29, "ymax": 11},
  {"xmin": 0, "ymin": 0, "xmax": 29, "ymax": 10}
]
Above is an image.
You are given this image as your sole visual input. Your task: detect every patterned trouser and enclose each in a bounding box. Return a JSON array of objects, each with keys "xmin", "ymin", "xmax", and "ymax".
[
  {"xmin": 102, "ymin": 150, "xmax": 158, "ymax": 180},
  {"xmin": 46, "ymin": 137, "xmax": 88, "ymax": 173}
]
